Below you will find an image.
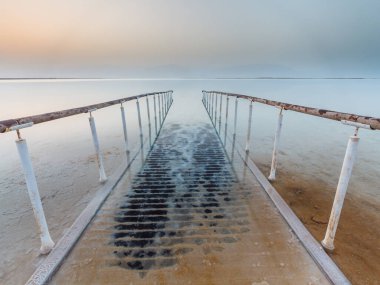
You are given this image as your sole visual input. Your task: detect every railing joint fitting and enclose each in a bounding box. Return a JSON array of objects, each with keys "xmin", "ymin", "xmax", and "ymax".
[
  {"xmin": 7, "ymin": 122, "xmax": 34, "ymax": 133},
  {"xmin": 87, "ymin": 108, "xmax": 97, "ymax": 115},
  {"xmin": 341, "ymin": 120, "xmax": 371, "ymax": 130}
]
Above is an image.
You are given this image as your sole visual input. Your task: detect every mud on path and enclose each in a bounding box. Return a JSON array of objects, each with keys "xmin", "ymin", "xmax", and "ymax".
[
  {"xmin": 257, "ymin": 163, "xmax": 380, "ymax": 285},
  {"xmin": 52, "ymin": 123, "xmax": 329, "ymax": 284}
]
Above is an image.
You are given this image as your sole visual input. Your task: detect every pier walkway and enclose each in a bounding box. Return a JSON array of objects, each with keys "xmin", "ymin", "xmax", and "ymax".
[
  {"xmin": 2, "ymin": 91, "xmax": 362, "ymax": 284},
  {"xmin": 50, "ymin": 121, "xmax": 329, "ymax": 284}
]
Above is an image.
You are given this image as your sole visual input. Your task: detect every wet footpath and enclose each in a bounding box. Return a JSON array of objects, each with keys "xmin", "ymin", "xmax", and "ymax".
[{"xmin": 51, "ymin": 118, "xmax": 329, "ymax": 285}]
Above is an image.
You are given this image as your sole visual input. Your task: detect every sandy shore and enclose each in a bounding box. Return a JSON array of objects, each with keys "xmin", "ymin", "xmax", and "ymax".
[
  {"xmin": 0, "ymin": 147, "xmax": 125, "ymax": 284},
  {"xmin": 257, "ymin": 162, "xmax": 380, "ymax": 285}
]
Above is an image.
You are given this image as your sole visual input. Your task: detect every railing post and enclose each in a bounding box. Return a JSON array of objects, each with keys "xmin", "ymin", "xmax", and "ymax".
[
  {"xmin": 268, "ymin": 107, "xmax": 284, "ymax": 181},
  {"xmin": 13, "ymin": 126, "xmax": 55, "ymax": 254},
  {"xmin": 245, "ymin": 100, "xmax": 253, "ymax": 153},
  {"xmin": 88, "ymin": 110, "xmax": 107, "ymax": 183},
  {"xmin": 231, "ymin": 97, "xmax": 238, "ymax": 160},
  {"xmin": 136, "ymin": 99, "xmax": 144, "ymax": 161},
  {"xmin": 153, "ymin": 95, "xmax": 158, "ymax": 136},
  {"xmin": 210, "ymin": 92, "xmax": 212, "ymax": 114},
  {"xmin": 168, "ymin": 92, "xmax": 171, "ymax": 111},
  {"xmin": 206, "ymin": 93, "xmax": 210, "ymax": 112},
  {"xmin": 205, "ymin": 92, "xmax": 209, "ymax": 112},
  {"xmin": 321, "ymin": 128, "xmax": 360, "ymax": 251},
  {"xmin": 120, "ymin": 103, "xmax": 131, "ymax": 164},
  {"xmin": 211, "ymin": 92, "xmax": 214, "ymax": 123},
  {"xmin": 161, "ymin": 93, "xmax": 165, "ymax": 121},
  {"xmin": 165, "ymin": 92, "xmax": 169, "ymax": 114},
  {"xmin": 207, "ymin": 92, "xmax": 210, "ymax": 112},
  {"xmin": 209, "ymin": 92, "xmax": 211, "ymax": 112},
  {"xmin": 146, "ymin": 96, "xmax": 152, "ymax": 147},
  {"xmin": 162, "ymin": 92, "xmax": 166, "ymax": 116},
  {"xmin": 162, "ymin": 93, "xmax": 165, "ymax": 115},
  {"xmin": 218, "ymin": 93, "xmax": 222, "ymax": 134},
  {"xmin": 158, "ymin": 94, "xmax": 162, "ymax": 127},
  {"xmin": 205, "ymin": 92, "xmax": 208, "ymax": 111},
  {"xmin": 224, "ymin": 96, "xmax": 229, "ymax": 146},
  {"xmin": 214, "ymin": 93, "xmax": 218, "ymax": 126}
]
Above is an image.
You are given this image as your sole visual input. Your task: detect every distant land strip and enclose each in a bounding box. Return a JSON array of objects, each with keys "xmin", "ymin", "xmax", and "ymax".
[{"xmin": 0, "ymin": 77, "xmax": 379, "ymax": 80}]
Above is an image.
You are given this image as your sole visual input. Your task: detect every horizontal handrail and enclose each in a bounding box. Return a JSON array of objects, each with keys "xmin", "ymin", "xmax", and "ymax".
[
  {"xmin": 201, "ymin": 91, "xmax": 353, "ymax": 283},
  {"xmin": 4, "ymin": 89, "xmax": 173, "ymax": 258},
  {"xmin": 0, "ymin": 90, "xmax": 173, "ymax": 133},
  {"xmin": 203, "ymin": 90, "xmax": 380, "ymax": 130}
]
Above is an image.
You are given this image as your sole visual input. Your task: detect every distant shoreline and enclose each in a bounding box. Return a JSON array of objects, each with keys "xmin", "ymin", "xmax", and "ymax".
[{"xmin": 0, "ymin": 77, "xmax": 379, "ymax": 81}]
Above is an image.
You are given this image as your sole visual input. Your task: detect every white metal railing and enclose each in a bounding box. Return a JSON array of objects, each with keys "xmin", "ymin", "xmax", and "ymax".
[
  {"xmin": 0, "ymin": 91, "xmax": 173, "ymax": 254},
  {"xmin": 202, "ymin": 90, "xmax": 378, "ymax": 252}
]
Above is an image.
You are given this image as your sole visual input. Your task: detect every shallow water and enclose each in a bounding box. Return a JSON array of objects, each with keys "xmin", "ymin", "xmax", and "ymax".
[
  {"xmin": 0, "ymin": 78, "xmax": 379, "ymax": 283},
  {"xmin": 1, "ymin": 78, "xmax": 379, "ymax": 201}
]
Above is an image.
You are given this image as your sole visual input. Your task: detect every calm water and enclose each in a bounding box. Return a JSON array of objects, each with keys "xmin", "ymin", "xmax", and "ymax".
[
  {"xmin": 1, "ymin": 78, "xmax": 379, "ymax": 282},
  {"xmin": 1, "ymin": 78, "xmax": 379, "ymax": 200}
]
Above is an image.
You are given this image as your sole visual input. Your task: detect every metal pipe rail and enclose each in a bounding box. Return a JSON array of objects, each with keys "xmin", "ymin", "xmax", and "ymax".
[
  {"xmin": 202, "ymin": 90, "xmax": 377, "ymax": 255},
  {"xmin": 1, "ymin": 90, "xmax": 173, "ymax": 255},
  {"xmin": 203, "ymin": 90, "xmax": 380, "ymax": 130},
  {"xmin": 0, "ymin": 91, "xmax": 173, "ymax": 133}
]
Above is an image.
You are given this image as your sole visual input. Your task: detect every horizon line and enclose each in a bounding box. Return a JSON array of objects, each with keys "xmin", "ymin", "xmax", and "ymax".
[{"xmin": 1, "ymin": 77, "xmax": 379, "ymax": 82}]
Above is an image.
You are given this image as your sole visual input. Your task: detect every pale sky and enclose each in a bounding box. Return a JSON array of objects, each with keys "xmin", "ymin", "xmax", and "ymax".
[{"xmin": 1, "ymin": 0, "xmax": 380, "ymax": 77}]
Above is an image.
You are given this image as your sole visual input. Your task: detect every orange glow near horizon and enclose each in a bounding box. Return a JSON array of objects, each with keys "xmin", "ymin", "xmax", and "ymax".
[
  {"xmin": 0, "ymin": 1, "xmax": 172, "ymax": 61},
  {"xmin": 0, "ymin": 0, "xmax": 379, "ymax": 72}
]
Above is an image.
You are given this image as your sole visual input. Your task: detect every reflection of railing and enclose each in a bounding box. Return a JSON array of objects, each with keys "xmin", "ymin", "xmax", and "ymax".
[
  {"xmin": 0, "ymin": 91, "xmax": 173, "ymax": 254},
  {"xmin": 202, "ymin": 90, "xmax": 377, "ymax": 253}
]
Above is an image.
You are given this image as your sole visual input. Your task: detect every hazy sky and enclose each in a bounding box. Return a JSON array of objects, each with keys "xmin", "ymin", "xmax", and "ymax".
[{"xmin": 1, "ymin": 0, "xmax": 380, "ymax": 76}]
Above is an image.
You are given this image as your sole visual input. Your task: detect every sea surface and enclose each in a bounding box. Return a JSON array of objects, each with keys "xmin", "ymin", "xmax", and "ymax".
[
  {"xmin": 0, "ymin": 78, "xmax": 379, "ymax": 283},
  {"xmin": 1, "ymin": 78, "xmax": 379, "ymax": 200}
]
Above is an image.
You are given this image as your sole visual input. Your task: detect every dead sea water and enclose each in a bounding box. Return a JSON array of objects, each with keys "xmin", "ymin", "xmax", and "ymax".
[{"xmin": 0, "ymin": 78, "xmax": 379, "ymax": 284}]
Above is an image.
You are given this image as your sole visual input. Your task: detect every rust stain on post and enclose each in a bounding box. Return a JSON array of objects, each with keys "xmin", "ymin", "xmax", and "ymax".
[
  {"xmin": 0, "ymin": 91, "xmax": 173, "ymax": 133},
  {"xmin": 203, "ymin": 90, "xmax": 380, "ymax": 130}
]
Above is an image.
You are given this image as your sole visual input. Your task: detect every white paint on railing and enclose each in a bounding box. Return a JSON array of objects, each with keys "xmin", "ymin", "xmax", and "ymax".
[
  {"xmin": 202, "ymin": 91, "xmax": 350, "ymax": 283},
  {"xmin": 208, "ymin": 93, "xmax": 210, "ymax": 112},
  {"xmin": 231, "ymin": 97, "xmax": 238, "ymax": 161},
  {"xmin": 153, "ymin": 95, "xmax": 158, "ymax": 136},
  {"xmin": 88, "ymin": 112, "xmax": 107, "ymax": 183},
  {"xmin": 218, "ymin": 93, "xmax": 223, "ymax": 134},
  {"xmin": 245, "ymin": 101, "xmax": 253, "ymax": 153},
  {"xmin": 203, "ymin": 90, "xmax": 375, "ymax": 257},
  {"xmin": 136, "ymin": 99, "xmax": 144, "ymax": 161},
  {"xmin": 146, "ymin": 96, "xmax": 152, "ymax": 147},
  {"xmin": 214, "ymin": 93, "xmax": 218, "ymax": 126},
  {"xmin": 224, "ymin": 96, "xmax": 229, "ymax": 146},
  {"xmin": 16, "ymin": 137, "xmax": 55, "ymax": 254},
  {"xmin": 3, "ymin": 91, "xmax": 171, "ymax": 260},
  {"xmin": 162, "ymin": 93, "xmax": 165, "ymax": 121},
  {"xmin": 268, "ymin": 108, "xmax": 284, "ymax": 181},
  {"xmin": 120, "ymin": 103, "xmax": 131, "ymax": 164},
  {"xmin": 161, "ymin": 93, "xmax": 165, "ymax": 122},
  {"xmin": 9, "ymin": 122, "xmax": 34, "ymax": 131},
  {"xmin": 211, "ymin": 92, "xmax": 214, "ymax": 125},
  {"xmin": 206, "ymin": 92, "xmax": 210, "ymax": 112},
  {"xmin": 158, "ymin": 94, "xmax": 162, "ymax": 126},
  {"xmin": 162, "ymin": 94, "xmax": 165, "ymax": 122},
  {"xmin": 341, "ymin": 120, "xmax": 371, "ymax": 130},
  {"xmin": 322, "ymin": 129, "xmax": 360, "ymax": 251}
]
